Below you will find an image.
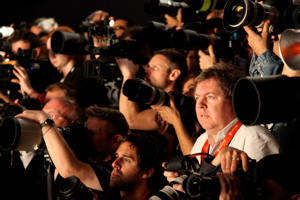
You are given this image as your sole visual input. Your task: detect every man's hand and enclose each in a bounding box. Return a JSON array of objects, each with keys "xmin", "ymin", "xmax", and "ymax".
[
  {"xmin": 243, "ymin": 20, "xmax": 270, "ymax": 56},
  {"xmin": 115, "ymin": 57, "xmax": 139, "ymax": 79},
  {"xmin": 198, "ymin": 44, "xmax": 216, "ymax": 70},
  {"xmin": 16, "ymin": 110, "xmax": 49, "ymax": 124},
  {"xmin": 151, "ymin": 97, "xmax": 180, "ymax": 126},
  {"xmin": 211, "ymin": 147, "xmax": 249, "ymax": 174},
  {"xmin": 162, "ymin": 162, "xmax": 185, "ymax": 192},
  {"xmin": 164, "ymin": 8, "xmax": 184, "ymax": 30},
  {"xmin": 11, "ymin": 65, "xmax": 34, "ymax": 95}
]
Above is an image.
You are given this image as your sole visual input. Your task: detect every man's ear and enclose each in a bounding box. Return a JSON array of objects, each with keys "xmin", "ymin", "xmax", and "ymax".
[
  {"xmin": 34, "ymin": 47, "xmax": 41, "ymax": 59},
  {"xmin": 141, "ymin": 168, "xmax": 154, "ymax": 179},
  {"xmin": 169, "ymin": 69, "xmax": 181, "ymax": 81},
  {"xmin": 112, "ymin": 134, "xmax": 123, "ymax": 150}
]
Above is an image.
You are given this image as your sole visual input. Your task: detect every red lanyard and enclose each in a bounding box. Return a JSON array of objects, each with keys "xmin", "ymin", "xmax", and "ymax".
[
  {"xmin": 201, "ymin": 121, "xmax": 242, "ymax": 164},
  {"xmin": 141, "ymin": 189, "xmax": 150, "ymax": 200}
]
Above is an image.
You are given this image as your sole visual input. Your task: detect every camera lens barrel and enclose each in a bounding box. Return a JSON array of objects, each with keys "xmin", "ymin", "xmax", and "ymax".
[
  {"xmin": 233, "ymin": 75, "xmax": 300, "ymax": 125},
  {"xmin": 51, "ymin": 30, "xmax": 89, "ymax": 54},
  {"xmin": 123, "ymin": 78, "xmax": 169, "ymax": 106},
  {"xmin": 223, "ymin": 0, "xmax": 280, "ymax": 32},
  {"xmin": 0, "ymin": 117, "xmax": 41, "ymax": 151}
]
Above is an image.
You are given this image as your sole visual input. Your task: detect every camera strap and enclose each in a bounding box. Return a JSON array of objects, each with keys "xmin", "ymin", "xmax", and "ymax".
[{"xmin": 200, "ymin": 121, "xmax": 242, "ymax": 164}]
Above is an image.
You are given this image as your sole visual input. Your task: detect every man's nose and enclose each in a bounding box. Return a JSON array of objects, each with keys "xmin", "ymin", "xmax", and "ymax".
[
  {"xmin": 197, "ymin": 97, "xmax": 207, "ymax": 108},
  {"xmin": 112, "ymin": 157, "xmax": 121, "ymax": 169}
]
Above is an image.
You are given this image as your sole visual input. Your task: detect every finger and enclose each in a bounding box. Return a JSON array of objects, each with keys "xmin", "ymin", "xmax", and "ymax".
[
  {"xmin": 169, "ymin": 96, "xmax": 176, "ymax": 109},
  {"xmin": 198, "ymin": 49, "xmax": 207, "ymax": 57},
  {"xmin": 161, "ymin": 122, "xmax": 169, "ymax": 135},
  {"xmin": 12, "ymin": 69, "xmax": 23, "ymax": 80},
  {"xmin": 14, "ymin": 65, "xmax": 26, "ymax": 75},
  {"xmin": 262, "ymin": 20, "xmax": 270, "ymax": 39},
  {"xmin": 243, "ymin": 26, "xmax": 255, "ymax": 36},
  {"xmin": 230, "ymin": 152, "xmax": 240, "ymax": 174},
  {"xmin": 208, "ymin": 44, "xmax": 216, "ymax": 62},
  {"xmin": 10, "ymin": 78, "xmax": 20, "ymax": 84},
  {"xmin": 222, "ymin": 151, "xmax": 232, "ymax": 174},
  {"xmin": 164, "ymin": 14, "xmax": 172, "ymax": 21},
  {"xmin": 177, "ymin": 8, "xmax": 182, "ymax": 23},
  {"xmin": 240, "ymin": 153, "xmax": 249, "ymax": 172}
]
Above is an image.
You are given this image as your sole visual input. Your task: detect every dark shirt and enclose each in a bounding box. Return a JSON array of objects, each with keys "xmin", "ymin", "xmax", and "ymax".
[{"xmin": 0, "ymin": 149, "xmax": 50, "ymax": 200}]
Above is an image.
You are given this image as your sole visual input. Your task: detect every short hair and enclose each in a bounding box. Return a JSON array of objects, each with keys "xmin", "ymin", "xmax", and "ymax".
[
  {"xmin": 45, "ymin": 97, "xmax": 84, "ymax": 123},
  {"xmin": 154, "ymin": 48, "xmax": 188, "ymax": 91},
  {"xmin": 85, "ymin": 105, "xmax": 129, "ymax": 137},
  {"xmin": 31, "ymin": 17, "xmax": 59, "ymax": 36},
  {"xmin": 8, "ymin": 29, "xmax": 41, "ymax": 49},
  {"xmin": 120, "ymin": 132, "xmax": 168, "ymax": 191},
  {"xmin": 114, "ymin": 16, "xmax": 135, "ymax": 27},
  {"xmin": 45, "ymin": 82, "xmax": 77, "ymax": 101},
  {"xmin": 194, "ymin": 62, "xmax": 246, "ymax": 99}
]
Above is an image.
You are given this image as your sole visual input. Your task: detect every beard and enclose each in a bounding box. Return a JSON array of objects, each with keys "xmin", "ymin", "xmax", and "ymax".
[{"xmin": 109, "ymin": 170, "xmax": 138, "ymax": 191}]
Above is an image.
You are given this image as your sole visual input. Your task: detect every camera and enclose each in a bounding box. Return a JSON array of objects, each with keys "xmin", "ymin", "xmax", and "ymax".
[
  {"xmin": 143, "ymin": 21, "xmax": 221, "ymax": 52},
  {"xmin": 232, "ymin": 75, "xmax": 300, "ymax": 125},
  {"xmin": 0, "ymin": 117, "xmax": 90, "ymax": 161},
  {"xmin": 0, "ymin": 64, "xmax": 14, "ymax": 81},
  {"xmin": 166, "ymin": 154, "xmax": 260, "ymax": 200},
  {"xmin": 0, "ymin": 116, "xmax": 42, "ymax": 152},
  {"xmin": 122, "ymin": 78, "xmax": 197, "ymax": 134},
  {"xmin": 223, "ymin": 0, "xmax": 300, "ymax": 33},
  {"xmin": 56, "ymin": 175, "xmax": 95, "ymax": 200},
  {"xmin": 144, "ymin": 0, "xmax": 225, "ymax": 23},
  {"xmin": 51, "ymin": 30, "xmax": 149, "ymax": 80}
]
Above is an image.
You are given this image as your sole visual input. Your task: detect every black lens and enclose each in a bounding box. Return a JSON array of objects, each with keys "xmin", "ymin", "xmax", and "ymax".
[
  {"xmin": 0, "ymin": 117, "xmax": 20, "ymax": 151},
  {"xmin": 230, "ymin": 4, "xmax": 246, "ymax": 25},
  {"xmin": 122, "ymin": 78, "xmax": 169, "ymax": 106}
]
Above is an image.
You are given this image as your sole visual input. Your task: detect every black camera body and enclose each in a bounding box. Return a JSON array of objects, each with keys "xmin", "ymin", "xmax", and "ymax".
[{"xmin": 165, "ymin": 154, "xmax": 261, "ymax": 200}]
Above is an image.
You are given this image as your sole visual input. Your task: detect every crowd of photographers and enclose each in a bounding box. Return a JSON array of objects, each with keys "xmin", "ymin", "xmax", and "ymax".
[{"xmin": 0, "ymin": 0, "xmax": 300, "ymax": 199}]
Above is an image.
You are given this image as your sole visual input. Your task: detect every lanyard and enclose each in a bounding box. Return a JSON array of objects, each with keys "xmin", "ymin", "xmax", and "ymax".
[
  {"xmin": 201, "ymin": 121, "xmax": 242, "ymax": 164},
  {"xmin": 141, "ymin": 189, "xmax": 150, "ymax": 200}
]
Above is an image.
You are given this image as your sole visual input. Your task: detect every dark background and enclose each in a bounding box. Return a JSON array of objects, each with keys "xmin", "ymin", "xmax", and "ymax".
[{"xmin": 1, "ymin": 0, "xmax": 156, "ymax": 29}]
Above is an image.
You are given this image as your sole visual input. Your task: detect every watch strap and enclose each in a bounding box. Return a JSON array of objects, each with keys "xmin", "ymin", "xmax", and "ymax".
[{"xmin": 40, "ymin": 118, "xmax": 54, "ymax": 128}]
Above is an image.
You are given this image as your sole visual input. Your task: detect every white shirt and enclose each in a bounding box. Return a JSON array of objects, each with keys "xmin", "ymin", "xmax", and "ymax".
[{"xmin": 191, "ymin": 118, "xmax": 281, "ymax": 164}]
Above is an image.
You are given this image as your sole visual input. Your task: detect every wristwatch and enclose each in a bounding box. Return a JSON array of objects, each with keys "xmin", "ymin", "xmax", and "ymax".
[{"xmin": 40, "ymin": 117, "xmax": 55, "ymax": 128}]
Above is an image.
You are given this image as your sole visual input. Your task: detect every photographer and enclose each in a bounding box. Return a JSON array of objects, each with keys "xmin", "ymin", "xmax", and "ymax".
[
  {"xmin": 0, "ymin": 29, "xmax": 58, "ymax": 104},
  {"xmin": 14, "ymin": 107, "xmax": 169, "ymax": 199},
  {"xmin": 117, "ymin": 48, "xmax": 188, "ymax": 131},
  {"xmin": 0, "ymin": 97, "xmax": 84, "ymax": 199},
  {"xmin": 162, "ymin": 63, "xmax": 280, "ymax": 197}
]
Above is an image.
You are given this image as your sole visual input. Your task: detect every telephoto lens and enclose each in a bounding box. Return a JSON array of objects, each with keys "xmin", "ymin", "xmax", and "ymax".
[
  {"xmin": 122, "ymin": 78, "xmax": 169, "ymax": 106},
  {"xmin": 222, "ymin": 0, "xmax": 280, "ymax": 32}
]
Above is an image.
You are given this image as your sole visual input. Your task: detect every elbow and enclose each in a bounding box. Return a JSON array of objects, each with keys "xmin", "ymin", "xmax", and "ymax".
[{"xmin": 57, "ymin": 161, "xmax": 82, "ymax": 179}]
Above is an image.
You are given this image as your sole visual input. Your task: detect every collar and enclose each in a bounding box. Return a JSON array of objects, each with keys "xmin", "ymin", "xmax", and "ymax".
[{"xmin": 210, "ymin": 118, "xmax": 238, "ymax": 153}]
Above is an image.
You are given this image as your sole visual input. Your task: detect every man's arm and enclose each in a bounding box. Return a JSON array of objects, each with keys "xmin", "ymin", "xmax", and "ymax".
[
  {"xmin": 116, "ymin": 58, "xmax": 159, "ymax": 130},
  {"xmin": 16, "ymin": 110, "xmax": 103, "ymax": 191},
  {"xmin": 244, "ymin": 21, "xmax": 283, "ymax": 77},
  {"xmin": 152, "ymin": 97, "xmax": 194, "ymax": 155}
]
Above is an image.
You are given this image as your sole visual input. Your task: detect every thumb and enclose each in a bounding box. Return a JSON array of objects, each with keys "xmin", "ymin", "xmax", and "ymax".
[
  {"xmin": 198, "ymin": 49, "xmax": 207, "ymax": 57},
  {"xmin": 169, "ymin": 95, "xmax": 176, "ymax": 110}
]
